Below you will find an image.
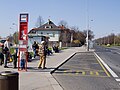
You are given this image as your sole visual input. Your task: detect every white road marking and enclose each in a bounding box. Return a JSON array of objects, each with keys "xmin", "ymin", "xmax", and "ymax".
[
  {"xmin": 112, "ymin": 50, "xmax": 120, "ymax": 55},
  {"xmin": 116, "ymin": 79, "xmax": 120, "ymax": 82},
  {"xmin": 94, "ymin": 52, "xmax": 118, "ymax": 78}
]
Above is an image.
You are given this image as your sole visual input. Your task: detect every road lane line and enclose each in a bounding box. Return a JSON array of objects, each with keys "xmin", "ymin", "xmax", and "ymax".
[
  {"xmin": 82, "ymin": 71, "xmax": 85, "ymax": 75},
  {"xmin": 116, "ymin": 79, "xmax": 120, "ymax": 82},
  {"xmin": 96, "ymin": 56, "xmax": 110, "ymax": 77},
  {"xmin": 64, "ymin": 71, "xmax": 67, "ymax": 73},
  {"xmin": 111, "ymin": 50, "xmax": 120, "ymax": 55},
  {"xmin": 94, "ymin": 52, "xmax": 118, "ymax": 78},
  {"xmin": 96, "ymin": 72, "xmax": 99, "ymax": 76},
  {"xmin": 90, "ymin": 71, "xmax": 93, "ymax": 75},
  {"xmin": 76, "ymin": 71, "xmax": 79, "ymax": 75}
]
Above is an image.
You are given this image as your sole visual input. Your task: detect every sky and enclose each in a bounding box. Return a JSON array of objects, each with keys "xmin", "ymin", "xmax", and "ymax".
[{"xmin": 0, "ymin": 0, "xmax": 120, "ymax": 39}]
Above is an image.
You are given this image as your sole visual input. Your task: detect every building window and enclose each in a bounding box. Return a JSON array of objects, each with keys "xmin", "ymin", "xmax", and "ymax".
[
  {"xmin": 45, "ymin": 26, "xmax": 52, "ymax": 28},
  {"xmin": 53, "ymin": 32, "xmax": 55, "ymax": 37},
  {"xmin": 41, "ymin": 32, "xmax": 43, "ymax": 34},
  {"xmin": 32, "ymin": 31, "xmax": 36, "ymax": 33}
]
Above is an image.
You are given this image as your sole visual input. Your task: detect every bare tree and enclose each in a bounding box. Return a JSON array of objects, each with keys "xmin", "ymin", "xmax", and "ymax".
[
  {"xmin": 70, "ymin": 26, "xmax": 86, "ymax": 45},
  {"xmin": 70, "ymin": 26, "xmax": 79, "ymax": 31},
  {"xmin": 59, "ymin": 29, "xmax": 71, "ymax": 47},
  {"xmin": 58, "ymin": 20, "xmax": 68, "ymax": 28},
  {"xmin": 115, "ymin": 34, "xmax": 120, "ymax": 45},
  {"xmin": 13, "ymin": 32, "xmax": 19, "ymax": 44},
  {"xmin": 83, "ymin": 30, "xmax": 94, "ymax": 40},
  {"xmin": 35, "ymin": 16, "xmax": 44, "ymax": 28}
]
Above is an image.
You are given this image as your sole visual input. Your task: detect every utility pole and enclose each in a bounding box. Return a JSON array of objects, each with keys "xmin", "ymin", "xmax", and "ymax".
[
  {"xmin": 114, "ymin": 35, "xmax": 115, "ymax": 46},
  {"xmin": 12, "ymin": 23, "xmax": 18, "ymax": 45},
  {"xmin": 86, "ymin": 0, "xmax": 89, "ymax": 51},
  {"xmin": 86, "ymin": 28, "xmax": 89, "ymax": 51},
  {"xmin": 112, "ymin": 30, "xmax": 115, "ymax": 46}
]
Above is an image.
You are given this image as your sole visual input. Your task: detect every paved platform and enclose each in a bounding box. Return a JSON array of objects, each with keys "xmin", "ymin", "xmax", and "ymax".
[{"xmin": 0, "ymin": 46, "xmax": 90, "ymax": 90}]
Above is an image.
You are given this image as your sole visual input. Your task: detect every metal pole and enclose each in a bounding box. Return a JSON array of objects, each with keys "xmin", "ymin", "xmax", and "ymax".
[
  {"xmin": 13, "ymin": 23, "xmax": 18, "ymax": 45},
  {"xmin": 108, "ymin": 35, "xmax": 109, "ymax": 44},
  {"xmin": 86, "ymin": 0, "xmax": 89, "ymax": 51},
  {"xmin": 112, "ymin": 30, "xmax": 115, "ymax": 46},
  {"xmin": 114, "ymin": 34, "xmax": 115, "ymax": 46},
  {"xmin": 87, "ymin": 29, "xmax": 89, "ymax": 51}
]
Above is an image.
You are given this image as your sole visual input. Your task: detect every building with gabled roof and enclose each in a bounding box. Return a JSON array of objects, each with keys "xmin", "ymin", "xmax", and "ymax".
[{"xmin": 28, "ymin": 19, "xmax": 71, "ymax": 48}]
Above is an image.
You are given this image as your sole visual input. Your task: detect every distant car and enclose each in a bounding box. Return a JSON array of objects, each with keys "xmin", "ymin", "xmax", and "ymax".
[
  {"xmin": 107, "ymin": 44, "xmax": 110, "ymax": 47},
  {"xmin": 0, "ymin": 39, "xmax": 6, "ymax": 47},
  {"xmin": 0, "ymin": 39, "xmax": 13, "ymax": 47},
  {"xmin": 0, "ymin": 39, "xmax": 6, "ymax": 43}
]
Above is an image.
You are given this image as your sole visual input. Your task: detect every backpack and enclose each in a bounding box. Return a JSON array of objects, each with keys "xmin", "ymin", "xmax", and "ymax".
[
  {"xmin": 3, "ymin": 47, "xmax": 9, "ymax": 54},
  {"xmin": 38, "ymin": 45, "xmax": 44, "ymax": 55}
]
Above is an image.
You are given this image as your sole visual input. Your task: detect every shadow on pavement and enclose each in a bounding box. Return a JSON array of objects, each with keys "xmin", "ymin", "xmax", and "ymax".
[{"xmin": 26, "ymin": 67, "xmax": 56, "ymax": 72}]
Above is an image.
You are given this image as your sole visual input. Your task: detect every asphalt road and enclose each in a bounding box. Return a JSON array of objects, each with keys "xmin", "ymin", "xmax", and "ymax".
[
  {"xmin": 52, "ymin": 46, "xmax": 120, "ymax": 90},
  {"xmin": 94, "ymin": 45, "xmax": 120, "ymax": 78}
]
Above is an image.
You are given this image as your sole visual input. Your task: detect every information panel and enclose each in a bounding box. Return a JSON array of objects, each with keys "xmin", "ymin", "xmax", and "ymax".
[{"xmin": 18, "ymin": 13, "xmax": 29, "ymax": 71}]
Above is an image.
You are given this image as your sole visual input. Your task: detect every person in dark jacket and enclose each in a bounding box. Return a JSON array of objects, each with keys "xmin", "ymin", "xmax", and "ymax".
[
  {"xmin": 0, "ymin": 45, "xmax": 4, "ymax": 65},
  {"xmin": 12, "ymin": 49, "xmax": 18, "ymax": 68},
  {"xmin": 0, "ymin": 52, "xmax": 4, "ymax": 65},
  {"xmin": 4, "ymin": 38, "xmax": 11, "ymax": 68},
  {"xmin": 32, "ymin": 41, "xmax": 39, "ymax": 58}
]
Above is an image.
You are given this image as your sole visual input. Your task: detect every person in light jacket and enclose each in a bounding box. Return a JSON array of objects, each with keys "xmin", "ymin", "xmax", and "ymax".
[
  {"xmin": 3, "ymin": 38, "xmax": 11, "ymax": 68},
  {"xmin": 38, "ymin": 41, "xmax": 47, "ymax": 69}
]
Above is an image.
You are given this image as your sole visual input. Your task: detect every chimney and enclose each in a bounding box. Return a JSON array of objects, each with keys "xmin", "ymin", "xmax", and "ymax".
[{"xmin": 48, "ymin": 19, "xmax": 50, "ymax": 24}]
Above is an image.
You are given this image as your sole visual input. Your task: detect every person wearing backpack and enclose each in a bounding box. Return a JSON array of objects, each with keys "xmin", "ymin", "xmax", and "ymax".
[
  {"xmin": 37, "ymin": 41, "xmax": 47, "ymax": 69},
  {"xmin": 12, "ymin": 49, "xmax": 18, "ymax": 68},
  {"xmin": 32, "ymin": 41, "xmax": 39, "ymax": 58},
  {"xmin": 3, "ymin": 38, "xmax": 11, "ymax": 68}
]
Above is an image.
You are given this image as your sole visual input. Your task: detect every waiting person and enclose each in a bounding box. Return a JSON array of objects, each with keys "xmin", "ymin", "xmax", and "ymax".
[
  {"xmin": 55, "ymin": 43, "xmax": 59, "ymax": 53},
  {"xmin": 4, "ymin": 38, "xmax": 11, "ymax": 68},
  {"xmin": 32, "ymin": 41, "xmax": 39, "ymax": 58},
  {"xmin": 46, "ymin": 46, "xmax": 52, "ymax": 56},
  {"xmin": 0, "ymin": 52, "xmax": 4, "ymax": 65},
  {"xmin": 0, "ymin": 45, "xmax": 4, "ymax": 65},
  {"xmin": 52, "ymin": 43, "xmax": 59, "ymax": 53},
  {"xmin": 20, "ymin": 51, "xmax": 26, "ymax": 70},
  {"xmin": 12, "ymin": 49, "xmax": 18, "ymax": 68},
  {"xmin": 26, "ymin": 46, "xmax": 32, "ymax": 62},
  {"xmin": 52, "ymin": 44, "xmax": 56, "ymax": 52},
  {"xmin": 38, "ymin": 41, "xmax": 47, "ymax": 69}
]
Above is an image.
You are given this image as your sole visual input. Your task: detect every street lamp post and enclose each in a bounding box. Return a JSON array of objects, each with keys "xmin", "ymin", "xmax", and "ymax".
[
  {"xmin": 114, "ymin": 35, "xmax": 115, "ymax": 46},
  {"xmin": 86, "ymin": 0, "xmax": 89, "ymax": 51},
  {"xmin": 112, "ymin": 30, "xmax": 115, "ymax": 46},
  {"xmin": 86, "ymin": 29, "xmax": 89, "ymax": 51},
  {"xmin": 12, "ymin": 23, "xmax": 18, "ymax": 45}
]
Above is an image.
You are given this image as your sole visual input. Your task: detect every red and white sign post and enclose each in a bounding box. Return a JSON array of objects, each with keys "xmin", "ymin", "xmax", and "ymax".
[{"xmin": 18, "ymin": 13, "xmax": 29, "ymax": 71}]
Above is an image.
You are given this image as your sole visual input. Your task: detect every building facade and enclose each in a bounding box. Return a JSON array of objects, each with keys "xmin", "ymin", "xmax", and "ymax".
[{"xmin": 28, "ymin": 19, "xmax": 71, "ymax": 47}]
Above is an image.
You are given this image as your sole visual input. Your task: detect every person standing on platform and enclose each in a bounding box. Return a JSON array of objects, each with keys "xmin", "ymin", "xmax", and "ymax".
[
  {"xmin": 32, "ymin": 41, "xmax": 39, "ymax": 58},
  {"xmin": 38, "ymin": 41, "xmax": 47, "ymax": 69},
  {"xmin": 0, "ymin": 45, "xmax": 4, "ymax": 65},
  {"xmin": 3, "ymin": 38, "xmax": 11, "ymax": 68},
  {"xmin": 12, "ymin": 49, "xmax": 18, "ymax": 68},
  {"xmin": 20, "ymin": 51, "xmax": 26, "ymax": 70}
]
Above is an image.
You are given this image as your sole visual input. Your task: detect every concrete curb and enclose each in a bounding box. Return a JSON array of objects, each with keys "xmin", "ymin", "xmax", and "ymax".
[
  {"xmin": 50, "ymin": 52, "xmax": 76, "ymax": 74},
  {"xmin": 48, "ymin": 52, "xmax": 76, "ymax": 90},
  {"xmin": 45, "ymin": 73, "xmax": 63, "ymax": 90},
  {"xmin": 49, "ymin": 51, "xmax": 94, "ymax": 90}
]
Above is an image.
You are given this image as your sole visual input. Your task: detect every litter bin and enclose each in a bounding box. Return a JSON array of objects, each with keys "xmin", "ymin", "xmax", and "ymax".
[{"xmin": 0, "ymin": 71, "xmax": 19, "ymax": 90}]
